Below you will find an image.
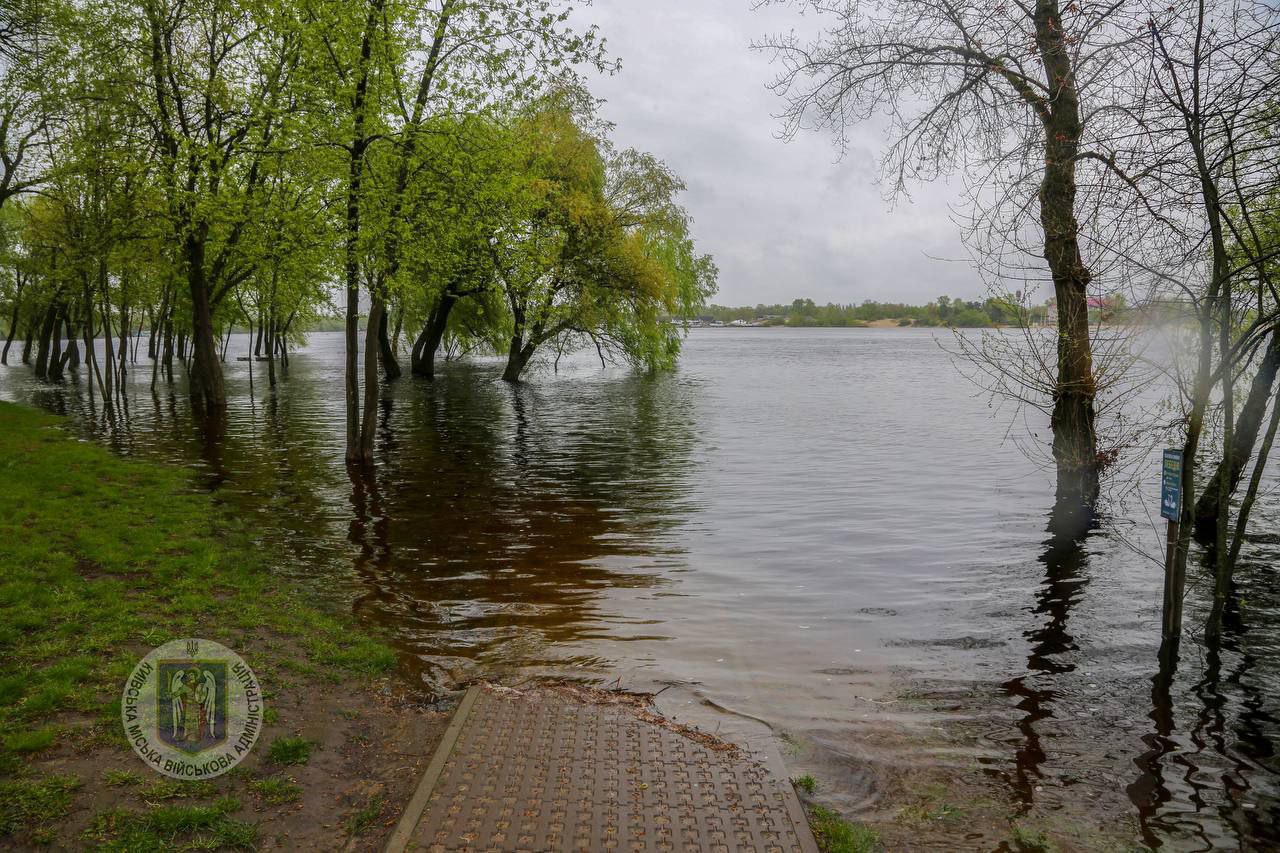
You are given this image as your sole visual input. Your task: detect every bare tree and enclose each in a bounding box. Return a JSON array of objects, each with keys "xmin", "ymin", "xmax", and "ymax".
[
  {"xmin": 1147, "ymin": 0, "xmax": 1280, "ymax": 616},
  {"xmin": 1085, "ymin": 0, "xmax": 1280, "ymax": 628},
  {"xmin": 756, "ymin": 0, "xmax": 1158, "ymax": 522}
]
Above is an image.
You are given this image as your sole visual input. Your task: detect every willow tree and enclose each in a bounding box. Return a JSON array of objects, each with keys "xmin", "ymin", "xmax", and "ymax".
[
  {"xmin": 490, "ymin": 97, "xmax": 716, "ymax": 382},
  {"xmin": 401, "ymin": 116, "xmax": 514, "ymax": 381},
  {"xmin": 757, "ymin": 0, "xmax": 1144, "ymax": 517}
]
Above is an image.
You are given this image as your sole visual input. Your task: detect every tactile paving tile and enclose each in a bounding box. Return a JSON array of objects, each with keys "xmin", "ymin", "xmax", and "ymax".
[{"xmin": 404, "ymin": 686, "xmax": 818, "ymax": 853}]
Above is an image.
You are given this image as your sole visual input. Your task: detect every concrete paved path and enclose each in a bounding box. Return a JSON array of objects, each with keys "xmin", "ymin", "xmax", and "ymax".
[{"xmin": 386, "ymin": 684, "xmax": 818, "ymax": 853}]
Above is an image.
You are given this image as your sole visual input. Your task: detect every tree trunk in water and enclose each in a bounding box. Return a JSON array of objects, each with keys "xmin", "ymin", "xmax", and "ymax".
[
  {"xmin": 184, "ymin": 237, "xmax": 226, "ymax": 411},
  {"xmin": 501, "ymin": 333, "xmax": 536, "ymax": 383},
  {"xmin": 1, "ymin": 285, "xmax": 20, "ymax": 364},
  {"xmin": 82, "ymin": 280, "xmax": 97, "ymax": 403},
  {"xmin": 47, "ymin": 307, "xmax": 64, "ymax": 381},
  {"xmin": 118, "ymin": 293, "xmax": 129, "ymax": 380},
  {"xmin": 33, "ymin": 301, "xmax": 58, "ymax": 379},
  {"xmin": 21, "ymin": 318, "xmax": 34, "ymax": 364},
  {"xmin": 378, "ymin": 304, "xmax": 401, "ymax": 380},
  {"xmin": 343, "ymin": 7, "xmax": 378, "ymax": 464},
  {"xmin": 344, "ymin": 285, "xmax": 361, "ymax": 462},
  {"xmin": 1228, "ymin": 391, "xmax": 1280, "ymax": 566},
  {"xmin": 411, "ymin": 292, "xmax": 457, "ymax": 380},
  {"xmin": 100, "ymin": 289, "xmax": 116, "ymax": 405},
  {"xmin": 266, "ymin": 318, "xmax": 277, "ymax": 387},
  {"xmin": 1035, "ymin": 0, "xmax": 1099, "ymax": 524},
  {"xmin": 162, "ymin": 310, "xmax": 175, "ymax": 382},
  {"xmin": 149, "ymin": 287, "xmax": 168, "ymax": 361},
  {"xmin": 133, "ymin": 312, "xmax": 144, "ymax": 363},
  {"xmin": 61, "ymin": 316, "xmax": 79, "ymax": 370},
  {"xmin": 1193, "ymin": 332, "xmax": 1280, "ymax": 543},
  {"xmin": 357, "ymin": 297, "xmax": 384, "ymax": 461}
]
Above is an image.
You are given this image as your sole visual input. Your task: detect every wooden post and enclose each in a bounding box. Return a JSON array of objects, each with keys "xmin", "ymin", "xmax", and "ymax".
[
  {"xmin": 1159, "ymin": 449, "xmax": 1185, "ymax": 642},
  {"xmin": 1161, "ymin": 518, "xmax": 1183, "ymax": 641}
]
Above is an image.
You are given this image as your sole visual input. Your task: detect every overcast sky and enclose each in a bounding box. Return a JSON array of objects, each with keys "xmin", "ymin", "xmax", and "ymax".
[{"xmin": 571, "ymin": 0, "xmax": 981, "ymax": 307}]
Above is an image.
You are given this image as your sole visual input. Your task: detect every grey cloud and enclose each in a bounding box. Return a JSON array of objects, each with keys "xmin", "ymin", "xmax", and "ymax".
[{"xmin": 574, "ymin": 0, "xmax": 980, "ymax": 305}]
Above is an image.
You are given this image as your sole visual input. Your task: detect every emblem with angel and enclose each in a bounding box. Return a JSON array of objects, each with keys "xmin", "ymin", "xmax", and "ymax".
[{"xmin": 158, "ymin": 662, "xmax": 225, "ymax": 751}]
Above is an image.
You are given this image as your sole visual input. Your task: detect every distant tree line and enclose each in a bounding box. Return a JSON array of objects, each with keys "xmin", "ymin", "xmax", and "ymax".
[{"xmin": 700, "ymin": 297, "xmax": 1052, "ymax": 328}]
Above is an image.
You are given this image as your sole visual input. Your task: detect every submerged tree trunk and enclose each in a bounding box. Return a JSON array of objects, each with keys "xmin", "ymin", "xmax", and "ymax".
[
  {"xmin": 21, "ymin": 316, "xmax": 35, "ymax": 364},
  {"xmin": 378, "ymin": 304, "xmax": 401, "ymax": 380},
  {"xmin": 184, "ymin": 236, "xmax": 226, "ymax": 411},
  {"xmin": 161, "ymin": 308, "xmax": 175, "ymax": 382},
  {"xmin": 357, "ymin": 296, "xmax": 384, "ymax": 461},
  {"xmin": 33, "ymin": 301, "xmax": 58, "ymax": 380},
  {"xmin": 1035, "ymin": 0, "xmax": 1099, "ymax": 520},
  {"xmin": 1228, "ymin": 391, "xmax": 1280, "ymax": 566},
  {"xmin": 391, "ymin": 303, "xmax": 403, "ymax": 359},
  {"xmin": 1193, "ymin": 332, "xmax": 1280, "ymax": 542},
  {"xmin": 1, "ymin": 278, "xmax": 22, "ymax": 364},
  {"xmin": 61, "ymin": 316, "xmax": 79, "ymax": 370},
  {"xmin": 411, "ymin": 291, "xmax": 458, "ymax": 379},
  {"xmin": 343, "ymin": 5, "xmax": 379, "ymax": 464},
  {"xmin": 46, "ymin": 307, "xmax": 64, "ymax": 381},
  {"xmin": 118, "ymin": 282, "xmax": 129, "ymax": 381},
  {"xmin": 502, "ymin": 327, "xmax": 538, "ymax": 383},
  {"xmin": 267, "ymin": 317, "xmax": 277, "ymax": 388},
  {"xmin": 100, "ymin": 284, "xmax": 116, "ymax": 405}
]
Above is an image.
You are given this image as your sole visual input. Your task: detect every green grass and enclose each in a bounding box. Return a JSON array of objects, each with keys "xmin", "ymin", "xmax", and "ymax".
[
  {"xmin": 0, "ymin": 401, "xmax": 400, "ymax": 846},
  {"xmin": 808, "ymin": 804, "xmax": 880, "ymax": 853},
  {"xmin": 345, "ymin": 793, "xmax": 384, "ymax": 836},
  {"xmin": 793, "ymin": 774, "xmax": 817, "ymax": 795},
  {"xmin": 84, "ymin": 797, "xmax": 257, "ymax": 851},
  {"xmin": 247, "ymin": 775, "xmax": 301, "ymax": 805},
  {"xmin": 1011, "ymin": 822, "xmax": 1059, "ymax": 852},
  {"xmin": 103, "ymin": 769, "xmax": 144, "ymax": 788},
  {"xmin": 3, "ymin": 728, "xmax": 58, "ymax": 754},
  {"xmin": 267, "ymin": 736, "xmax": 316, "ymax": 765},
  {"xmin": 0, "ymin": 776, "xmax": 82, "ymax": 843}
]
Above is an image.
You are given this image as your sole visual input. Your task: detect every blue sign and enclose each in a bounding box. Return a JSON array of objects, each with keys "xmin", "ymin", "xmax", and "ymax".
[{"xmin": 1161, "ymin": 449, "xmax": 1183, "ymax": 522}]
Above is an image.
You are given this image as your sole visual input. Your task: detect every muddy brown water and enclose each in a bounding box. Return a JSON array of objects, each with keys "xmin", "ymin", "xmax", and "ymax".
[{"xmin": 4, "ymin": 328, "xmax": 1278, "ymax": 849}]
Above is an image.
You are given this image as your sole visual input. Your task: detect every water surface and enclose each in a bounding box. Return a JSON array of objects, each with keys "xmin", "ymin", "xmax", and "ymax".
[{"xmin": 5, "ymin": 328, "xmax": 1277, "ymax": 849}]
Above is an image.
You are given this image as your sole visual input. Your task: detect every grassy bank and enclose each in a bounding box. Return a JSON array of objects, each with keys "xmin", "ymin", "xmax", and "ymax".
[{"xmin": 0, "ymin": 401, "xmax": 444, "ymax": 849}]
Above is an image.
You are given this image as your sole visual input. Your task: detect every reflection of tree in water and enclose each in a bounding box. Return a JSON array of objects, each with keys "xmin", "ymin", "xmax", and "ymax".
[
  {"xmin": 345, "ymin": 366, "xmax": 702, "ymax": 689},
  {"xmin": 996, "ymin": 507, "xmax": 1093, "ymax": 812},
  {"xmin": 6, "ymin": 352, "xmax": 701, "ymax": 692},
  {"xmin": 1, "ymin": 354, "xmax": 356, "ymax": 574},
  {"xmin": 1129, "ymin": 546, "xmax": 1280, "ymax": 849}
]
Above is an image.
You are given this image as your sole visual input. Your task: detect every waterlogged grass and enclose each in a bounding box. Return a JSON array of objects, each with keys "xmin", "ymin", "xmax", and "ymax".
[
  {"xmin": 247, "ymin": 775, "xmax": 302, "ymax": 805},
  {"xmin": 103, "ymin": 769, "xmax": 144, "ymax": 788},
  {"xmin": 84, "ymin": 796, "xmax": 257, "ymax": 851},
  {"xmin": 0, "ymin": 401, "xmax": 400, "ymax": 846},
  {"xmin": 3, "ymin": 728, "xmax": 59, "ymax": 754},
  {"xmin": 266, "ymin": 736, "xmax": 316, "ymax": 766},
  {"xmin": 808, "ymin": 804, "xmax": 881, "ymax": 853},
  {"xmin": 1010, "ymin": 822, "xmax": 1059, "ymax": 852},
  {"xmin": 793, "ymin": 774, "xmax": 818, "ymax": 795},
  {"xmin": 345, "ymin": 792, "xmax": 385, "ymax": 837},
  {"xmin": 0, "ymin": 776, "xmax": 82, "ymax": 844}
]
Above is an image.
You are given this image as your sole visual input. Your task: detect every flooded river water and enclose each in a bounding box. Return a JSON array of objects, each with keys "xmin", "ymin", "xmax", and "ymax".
[{"xmin": 4, "ymin": 327, "xmax": 1278, "ymax": 850}]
